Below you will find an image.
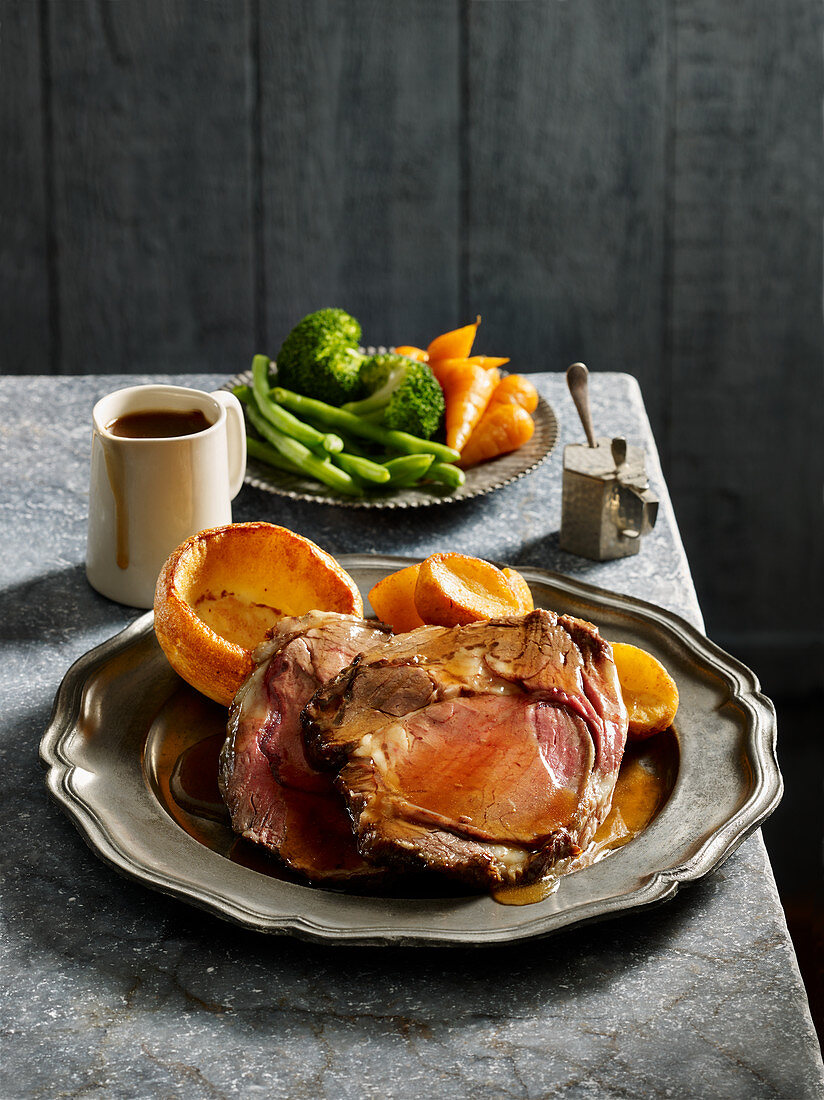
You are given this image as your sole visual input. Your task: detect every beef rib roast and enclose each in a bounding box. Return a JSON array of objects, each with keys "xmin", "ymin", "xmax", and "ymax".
[
  {"xmin": 302, "ymin": 609, "xmax": 628, "ymax": 889},
  {"xmin": 218, "ymin": 611, "xmax": 389, "ymax": 882}
]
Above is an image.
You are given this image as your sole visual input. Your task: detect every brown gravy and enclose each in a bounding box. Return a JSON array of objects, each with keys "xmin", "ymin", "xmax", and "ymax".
[
  {"xmin": 169, "ymin": 732, "xmax": 227, "ymax": 824},
  {"xmin": 144, "ymin": 686, "xmax": 677, "ymax": 904},
  {"xmin": 493, "ymin": 739, "xmax": 676, "ymax": 905},
  {"xmin": 106, "ymin": 408, "xmax": 212, "ymax": 438}
]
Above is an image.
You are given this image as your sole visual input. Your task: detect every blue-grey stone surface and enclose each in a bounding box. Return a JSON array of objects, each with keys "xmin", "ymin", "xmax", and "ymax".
[{"xmin": 1, "ymin": 373, "xmax": 822, "ymax": 1099}]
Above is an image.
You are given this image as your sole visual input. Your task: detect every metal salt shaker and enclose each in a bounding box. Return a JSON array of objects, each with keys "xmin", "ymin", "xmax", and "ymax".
[{"xmin": 559, "ymin": 363, "xmax": 658, "ymax": 561}]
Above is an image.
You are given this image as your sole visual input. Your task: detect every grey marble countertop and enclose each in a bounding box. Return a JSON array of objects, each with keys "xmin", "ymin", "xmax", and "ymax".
[{"xmin": 1, "ymin": 373, "xmax": 822, "ymax": 1099}]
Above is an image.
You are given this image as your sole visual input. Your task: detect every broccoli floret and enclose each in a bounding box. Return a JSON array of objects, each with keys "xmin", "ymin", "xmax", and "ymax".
[
  {"xmin": 275, "ymin": 308, "xmax": 366, "ymax": 406},
  {"xmin": 343, "ymin": 353, "xmax": 445, "ymax": 439}
]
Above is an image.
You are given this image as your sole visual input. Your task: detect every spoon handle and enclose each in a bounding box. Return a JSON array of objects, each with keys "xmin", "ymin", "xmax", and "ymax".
[{"xmin": 566, "ymin": 362, "xmax": 597, "ymax": 447}]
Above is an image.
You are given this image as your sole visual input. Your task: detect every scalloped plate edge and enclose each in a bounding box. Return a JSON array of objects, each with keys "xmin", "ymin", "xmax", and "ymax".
[{"xmin": 39, "ymin": 562, "xmax": 782, "ymax": 946}]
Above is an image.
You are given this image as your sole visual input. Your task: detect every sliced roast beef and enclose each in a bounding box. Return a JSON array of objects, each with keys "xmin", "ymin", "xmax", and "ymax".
[
  {"xmin": 218, "ymin": 611, "xmax": 389, "ymax": 881},
  {"xmin": 302, "ymin": 609, "xmax": 628, "ymax": 889}
]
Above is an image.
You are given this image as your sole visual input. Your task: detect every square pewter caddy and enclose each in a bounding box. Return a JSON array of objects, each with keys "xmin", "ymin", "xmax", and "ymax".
[
  {"xmin": 559, "ymin": 362, "xmax": 659, "ymax": 560},
  {"xmin": 558, "ymin": 362, "xmax": 659, "ymax": 561},
  {"xmin": 560, "ymin": 435, "xmax": 658, "ymax": 561}
]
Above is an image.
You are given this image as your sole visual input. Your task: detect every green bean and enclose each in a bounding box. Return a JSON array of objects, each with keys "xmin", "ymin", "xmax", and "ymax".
[
  {"xmin": 332, "ymin": 451, "xmax": 391, "ymax": 484},
  {"xmin": 382, "ymin": 453, "xmax": 435, "ymax": 486},
  {"xmin": 245, "ymin": 435, "xmax": 302, "ymax": 475},
  {"xmin": 329, "ymin": 431, "xmax": 370, "ymax": 458},
  {"xmin": 271, "ymin": 387, "xmax": 460, "ymax": 463},
  {"xmin": 243, "ymin": 399, "xmax": 361, "ymax": 496},
  {"xmin": 425, "ymin": 462, "xmax": 466, "ymax": 489},
  {"xmin": 249, "ymin": 357, "xmax": 344, "ymax": 454},
  {"xmin": 299, "ymin": 415, "xmax": 370, "ymax": 457}
]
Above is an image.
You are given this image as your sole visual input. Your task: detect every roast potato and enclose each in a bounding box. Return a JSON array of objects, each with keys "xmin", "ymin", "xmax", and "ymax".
[
  {"xmin": 368, "ymin": 563, "xmax": 426, "ymax": 633},
  {"xmin": 413, "ymin": 553, "xmax": 534, "ymax": 627},
  {"xmin": 611, "ymin": 641, "xmax": 680, "ymax": 739}
]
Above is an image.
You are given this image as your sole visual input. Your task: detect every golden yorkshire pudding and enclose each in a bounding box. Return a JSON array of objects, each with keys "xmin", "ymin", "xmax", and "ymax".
[{"xmin": 154, "ymin": 522, "xmax": 363, "ymax": 706}]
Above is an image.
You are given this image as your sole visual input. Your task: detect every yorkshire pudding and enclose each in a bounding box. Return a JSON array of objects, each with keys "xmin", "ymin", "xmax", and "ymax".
[{"xmin": 153, "ymin": 522, "xmax": 363, "ymax": 706}]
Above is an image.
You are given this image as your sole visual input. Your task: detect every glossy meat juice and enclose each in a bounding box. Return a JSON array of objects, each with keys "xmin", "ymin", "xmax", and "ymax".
[
  {"xmin": 153, "ymin": 697, "xmax": 676, "ymax": 902},
  {"xmin": 146, "ymin": 610, "xmax": 676, "ymax": 900}
]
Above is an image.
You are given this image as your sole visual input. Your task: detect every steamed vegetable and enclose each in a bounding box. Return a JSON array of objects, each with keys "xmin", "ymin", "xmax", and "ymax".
[
  {"xmin": 332, "ymin": 450, "xmax": 391, "ymax": 485},
  {"xmin": 245, "ymin": 435, "xmax": 302, "ymax": 475},
  {"xmin": 342, "ymin": 353, "xmax": 445, "ymax": 439},
  {"xmin": 426, "ymin": 317, "xmax": 481, "ymax": 362},
  {"xmin": 432, "ymin": 355, "xmax": 510, "ymax": 373},
  {"xmin": 271, "ymin": 387, "xmax": 460, "ymax": 463},
  {"xmin": 237, "ymin": 388, "xmax": 362, "ymax": 496},
  {"xmin": 275, "ymin": 308, "xmax": 366, "ymax": 405},
  {"xmin": 484, "ymin": 373, "xmax": 539, "ymax": 413},
  {"xmin": 382, "ymin": 453, "xmax": 435, "ymax": 486},
  {"xmin": 430, "ymin": 359, "xmax": 501, "ymax": 453},
  {"xmin": 392, "ymin": 345, "xmax": 429, "ymax": 362},
  {"xmin": 248, "ymin": 360, "xmax": 343, "ymax": 453},
  {"xmin": 238, "ymin": 309, "xmax": 530, "ymax": 496},
  {"xmin": 458, "ymin": 401, "xmax": 535, "ymax": 468},
  {"xmin": 457, "ymin": 373, "xmax": 538, "ymax": 468},
  {"xmin": 426, "ymin": 461, "xmax": 465, "ymax": 489}
]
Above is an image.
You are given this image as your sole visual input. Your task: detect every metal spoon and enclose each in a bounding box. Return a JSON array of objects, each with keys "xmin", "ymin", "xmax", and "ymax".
[{"xmin": 566, "ymin": 362, "xmax": 596, "ymax": 448}]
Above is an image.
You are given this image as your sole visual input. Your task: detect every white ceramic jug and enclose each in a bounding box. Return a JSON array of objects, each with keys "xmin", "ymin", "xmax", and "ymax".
[{"xmin": 86, "ymin": 384, "xmax": 246, "ymax": 608}]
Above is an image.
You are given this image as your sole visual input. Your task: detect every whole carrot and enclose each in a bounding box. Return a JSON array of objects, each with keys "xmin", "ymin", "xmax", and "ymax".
[
  {"xmin": 426, "ymin": 317, "xmax": 481, "ymax": 362},
  {"xmin": 431, "ymin": 355, "xmax": 510, "ymax": 372},
  {"xmin": 430, "ymin": 360, "xmax": 501, "ymax": 453},
  {"xmin": 458, "ymin": 401, "xmax": 535, "ymax": 468},
  {"xmin": 486, "ymin": 373, "xmax": 539, "ymax": 413},
  {"xmin": 393, "ymin": 345, "xmax": 429, "ymax": 362}
]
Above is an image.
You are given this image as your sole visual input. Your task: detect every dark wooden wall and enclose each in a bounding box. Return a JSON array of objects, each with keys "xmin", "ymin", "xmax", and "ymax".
[{"xmin": 2, "ymin": 0, "xmax": 822, "ymax": 694}]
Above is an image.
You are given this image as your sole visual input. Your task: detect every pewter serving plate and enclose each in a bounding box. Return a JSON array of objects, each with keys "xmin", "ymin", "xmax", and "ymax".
[
  {"xmin": 40, "ymin": 557, "xmax": 780, "ymax": 946},
  {"xmin": 224, "ymin": 366, "xmax": 558, "ymax": 508}
]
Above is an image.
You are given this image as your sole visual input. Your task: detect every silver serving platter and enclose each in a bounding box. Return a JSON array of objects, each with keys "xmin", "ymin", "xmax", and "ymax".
[
  {"xmin": 225, "ymin": 364, "xmax": 558, "ymax": 508},
  {"xmin": 40, "ymin": 557, "xmax": 780, "ymax": 946}
]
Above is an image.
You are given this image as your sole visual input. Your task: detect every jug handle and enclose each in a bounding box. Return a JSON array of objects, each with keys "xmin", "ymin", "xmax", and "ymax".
[{"xmin": 211, "ymin": 390, "xmax": 247, "ymax": 499}]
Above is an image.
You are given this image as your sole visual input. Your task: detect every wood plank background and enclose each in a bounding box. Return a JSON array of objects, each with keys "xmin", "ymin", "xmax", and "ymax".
[{"xmin": 1, "ymin": 0, "xmax": 822, "ymax": 695}]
